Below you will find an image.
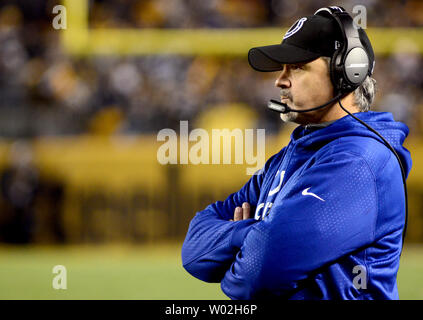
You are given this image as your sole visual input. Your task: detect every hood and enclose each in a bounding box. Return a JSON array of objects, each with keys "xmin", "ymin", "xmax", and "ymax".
[{"xmin": 290, "ymin": 111, "xmax": 412, "ymax": 177}]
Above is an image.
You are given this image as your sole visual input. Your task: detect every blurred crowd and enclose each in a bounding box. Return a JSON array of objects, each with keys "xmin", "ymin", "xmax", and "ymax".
[
  {"xmin": 0, "ymin": 0, "xmax": 422, "ymax": 138},
  {"xmin": 88, "ymin": 0, "xmax": 423, "ymax": 28},
  {"xmin": 0, "ymin": 0, "xmax": 422, "ymax": 244}
]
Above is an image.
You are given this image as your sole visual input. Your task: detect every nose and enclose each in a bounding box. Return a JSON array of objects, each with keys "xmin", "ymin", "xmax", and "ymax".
[{"xmin": 275, "ymin": 65, "xmax": 291, "ymax": 89}]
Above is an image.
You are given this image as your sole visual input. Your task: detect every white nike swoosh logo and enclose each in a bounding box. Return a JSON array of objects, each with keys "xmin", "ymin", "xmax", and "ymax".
[{"xmin": 302, "ymin": 188, "xmax": 325, "ymax": 202}]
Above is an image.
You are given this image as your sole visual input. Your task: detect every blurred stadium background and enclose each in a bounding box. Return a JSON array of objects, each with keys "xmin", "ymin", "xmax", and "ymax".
[{"xmin": 0, "ymin": 0, "xmax": 422, "ymax": 299}]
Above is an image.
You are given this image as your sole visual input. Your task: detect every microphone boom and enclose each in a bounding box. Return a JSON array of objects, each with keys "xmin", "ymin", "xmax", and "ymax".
[{"xmin": 267, "ymin": 93, "xmax": 344, "ymax": 114}]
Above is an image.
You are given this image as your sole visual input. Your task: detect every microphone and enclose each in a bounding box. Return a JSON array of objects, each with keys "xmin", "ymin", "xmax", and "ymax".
[{"xmin": 268, "ymin": 93, "xmax": 344, "ymax": 114}]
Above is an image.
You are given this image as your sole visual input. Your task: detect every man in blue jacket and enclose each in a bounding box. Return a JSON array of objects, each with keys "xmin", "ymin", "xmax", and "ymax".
[{"xmin": 181, "ymin": 7, "xmax": 412, "ymax": 299}]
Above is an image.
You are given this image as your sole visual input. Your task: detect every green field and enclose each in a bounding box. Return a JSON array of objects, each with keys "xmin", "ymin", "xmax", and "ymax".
[{"xmin": 0, "ymin": 243, "xmax": 422, "ymax": 300}]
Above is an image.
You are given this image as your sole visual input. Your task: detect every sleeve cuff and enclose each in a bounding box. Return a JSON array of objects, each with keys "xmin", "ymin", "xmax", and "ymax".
[{"xmin": 231, "ymin": 219, "xmax": 257, "ymax": 249}]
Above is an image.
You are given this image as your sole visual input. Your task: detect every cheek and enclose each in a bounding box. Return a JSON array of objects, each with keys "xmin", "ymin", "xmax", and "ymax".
[{"xmin": 292, "ymin": 74, "xmax": 332, "ymax": 105}]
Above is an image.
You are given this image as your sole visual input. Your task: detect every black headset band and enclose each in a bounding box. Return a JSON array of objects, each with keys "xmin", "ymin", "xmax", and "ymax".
[{"xmin": 314, "ymin": 7, "xmax": 370, "ymax": 93}]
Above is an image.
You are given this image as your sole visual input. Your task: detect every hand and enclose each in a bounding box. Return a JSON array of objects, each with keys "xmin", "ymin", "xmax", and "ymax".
[{"xmin": 230, "ymin": 202, "xmax": 251, "ymax": 221}]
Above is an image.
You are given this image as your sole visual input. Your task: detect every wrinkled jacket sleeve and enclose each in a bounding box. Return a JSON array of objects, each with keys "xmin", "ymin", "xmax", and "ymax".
[
  {"xmin": 221, "ymin": 151, "xmax": 379, "ymax": 299},
  {"xmin": 181, "ymin": 153, "xmax": 281, "ymax": 283}
]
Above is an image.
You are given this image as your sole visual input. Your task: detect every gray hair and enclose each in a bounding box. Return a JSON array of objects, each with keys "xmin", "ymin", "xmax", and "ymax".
[{"xmin": 321, "ymin": 56, "xmax": 377, "ymax": 112}]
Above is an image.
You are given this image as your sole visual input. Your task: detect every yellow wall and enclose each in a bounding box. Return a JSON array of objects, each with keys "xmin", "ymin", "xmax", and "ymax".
[{"xmin": 0, "ymin": 131, "xmax": 421, "ymax": 243}]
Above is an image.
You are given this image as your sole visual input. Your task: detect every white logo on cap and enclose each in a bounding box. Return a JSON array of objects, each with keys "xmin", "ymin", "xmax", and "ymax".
[
  {"xmin": 283, "ymin": 17, "xmax": 307, "ymax": 40},
  {"xmin": 330, "ymin": 6, "xmax": 344, "ymax": 12}
]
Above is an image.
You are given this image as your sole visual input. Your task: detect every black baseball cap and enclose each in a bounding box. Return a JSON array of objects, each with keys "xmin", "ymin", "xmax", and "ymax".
[{"xmin": 249, "ymin": 14, "xmax": 345, "ymax": 71}]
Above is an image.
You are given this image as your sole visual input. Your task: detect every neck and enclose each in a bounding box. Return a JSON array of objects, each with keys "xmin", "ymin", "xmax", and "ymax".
[{"xmin": 310, "ymin": 92, "xmax": 360, "ymax": 124}]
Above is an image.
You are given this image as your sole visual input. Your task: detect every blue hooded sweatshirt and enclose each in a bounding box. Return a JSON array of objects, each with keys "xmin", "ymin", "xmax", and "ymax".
[{"xmin": 181, "ymin": 111, "xmax": 412, "ymax": 300}]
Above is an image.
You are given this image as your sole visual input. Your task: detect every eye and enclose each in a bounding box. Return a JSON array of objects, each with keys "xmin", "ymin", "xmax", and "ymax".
[{"xmin": 291, "ymin": 64, "xmax": 304, "ymax": 70}]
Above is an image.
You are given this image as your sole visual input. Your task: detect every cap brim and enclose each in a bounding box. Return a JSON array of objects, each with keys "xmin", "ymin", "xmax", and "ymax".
[{"xmin": 248, "ymin": 43, "xmax": 321, "ymax": 72}]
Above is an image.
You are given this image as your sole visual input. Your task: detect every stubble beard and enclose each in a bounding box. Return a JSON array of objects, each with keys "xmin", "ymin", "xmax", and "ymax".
[
  {"xmin": 279, "ymin": 89, "xmax": 299, "ymax": 123},
  {"xmin": 280, "ymin": 111, "xmax": 299, "ymax": 123}
]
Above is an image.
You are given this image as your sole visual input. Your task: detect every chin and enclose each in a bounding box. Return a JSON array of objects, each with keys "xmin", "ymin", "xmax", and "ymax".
[{"xmin": 280, "ymin": 112, "xmax": 299, "ymax": 123}]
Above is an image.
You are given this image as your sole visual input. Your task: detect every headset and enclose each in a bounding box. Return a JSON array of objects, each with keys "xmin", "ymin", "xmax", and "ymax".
[
  {"xmin": 268, "ymin": 6, "xmax": 409, "ymax": 255},
  {"xmin": 316, "ymin": 6, "xmax": 373, "ymax": 94}
]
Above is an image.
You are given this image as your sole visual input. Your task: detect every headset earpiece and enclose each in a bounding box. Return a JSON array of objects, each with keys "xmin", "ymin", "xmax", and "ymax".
[{"xmin": 314, "ymin": 6, "xmax": 370, "ymax": 94}]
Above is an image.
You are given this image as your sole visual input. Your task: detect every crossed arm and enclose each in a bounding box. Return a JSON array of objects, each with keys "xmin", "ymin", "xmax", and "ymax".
[{"xmin": 182, "ymin": 151, "xmax": 379, "ymax": 299}]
